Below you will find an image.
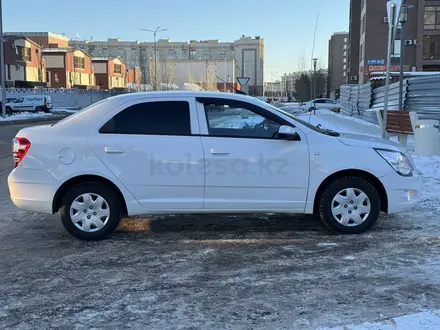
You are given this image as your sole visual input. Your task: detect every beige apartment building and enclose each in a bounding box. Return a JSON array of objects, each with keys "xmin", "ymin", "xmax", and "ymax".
[{"xmin": 69, "ymin": 35, "xmax": 265, "ymax": 95}]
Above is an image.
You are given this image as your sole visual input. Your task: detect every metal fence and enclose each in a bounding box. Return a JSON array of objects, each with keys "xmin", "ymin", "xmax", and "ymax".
[
  {"xmin": 406, "ymin": 75, "xmax": 440, "ymax": 121},
  {"xmin": 340, "ymin": 75, "xmax": 440, "ymax": 123}
]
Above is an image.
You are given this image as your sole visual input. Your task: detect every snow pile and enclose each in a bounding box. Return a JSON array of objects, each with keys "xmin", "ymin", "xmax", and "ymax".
[
  {"xmin": 322, "ymin": 309, "xmax": 440, "ymax": 330},
  {"xmin": 0, "ymin": 112, "xmax": 54, "ymax": 121},
  {"xmin": 278, "ymin": 102, "xmax": 305, "ymax": 114}
]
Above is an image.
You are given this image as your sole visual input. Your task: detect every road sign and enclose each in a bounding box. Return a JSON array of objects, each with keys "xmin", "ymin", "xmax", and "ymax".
[
  {"xmin": 237, "ymin": 77, "xmax": 250, "ymax": 86},
  {"xmin": 387, "ymin": 0, "xmax": 403, "ymax": 42},
  {"xmin": 368, "ymin": 59, "xmax": 385, "ymax": 65}
]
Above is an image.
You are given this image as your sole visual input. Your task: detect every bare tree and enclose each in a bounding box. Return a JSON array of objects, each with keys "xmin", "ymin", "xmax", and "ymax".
[
  {"xmin": 296, "ymin": 51, "xmax": 308, "ymax": 73},
  {"xmin": 160, "ymin": 60, "xmax": 176, "ymax": 90}
]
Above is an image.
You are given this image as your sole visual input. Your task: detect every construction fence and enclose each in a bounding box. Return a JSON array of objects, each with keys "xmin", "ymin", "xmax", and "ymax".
[{"xmin": 340, "ymin": 75, "xmax": 440, "ymax": 124}]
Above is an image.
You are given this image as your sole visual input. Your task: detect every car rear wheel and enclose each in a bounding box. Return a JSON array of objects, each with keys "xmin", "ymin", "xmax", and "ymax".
[
  {"xmin": 35, "ymin": 106, "xmax": 43, "ymax": 112},
  {"xmin": 5, "ymin": 106, "xmax": 12, "ymax": 115},
  {"xmin": 309, "ymin": 107, "xmax": 316, "ymax": 112},
  {"xmin": 60, "ymin": 182, "xmax": 122, "ymax": 240},
  {"xmin": 318, "ymin": 176, "xmax": 381, "ymax": 234}
]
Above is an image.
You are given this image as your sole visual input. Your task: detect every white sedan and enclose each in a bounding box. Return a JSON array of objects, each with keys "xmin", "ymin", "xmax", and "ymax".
[
  {"xmin": 8, "ymin": 91, "xmax": 421, "ymax": 240},
  {"xmin": 304, "ymin": 98, "xmax": 341, "ymax": 112}
]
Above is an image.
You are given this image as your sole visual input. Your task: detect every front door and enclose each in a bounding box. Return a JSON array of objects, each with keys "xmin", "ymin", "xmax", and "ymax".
[
  {"xmin": 89, "ymin": 97, "xmax": 205, "ymax": 211},
  {"xmin": 196, "ymin": 97, "xmax": 310, "ymax": 212}
]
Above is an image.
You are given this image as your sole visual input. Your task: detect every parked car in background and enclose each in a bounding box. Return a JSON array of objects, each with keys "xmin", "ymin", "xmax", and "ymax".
[
  {"xmin": 8, "ymin": 91, "xmax": 420, "ymax": 241},
  {"xmin": 304, "ymin": 98, "xmax": 341, "ymax": 113},
  {"xmin": 5, "ymin": 95, "xmax": 53, "ymax": 114}
]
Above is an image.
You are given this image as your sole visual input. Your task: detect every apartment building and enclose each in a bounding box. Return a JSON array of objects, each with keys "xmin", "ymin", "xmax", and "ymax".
[
  {"xmin": 2, "ymin": 35, "xmax": 46, "ymax": 88},
  {"xmin": 5, "ymin": 32, "xmax": 70, "ymax": 48},
  {"xmin": 350, "ymin": 0, "xmax": 440, "ymax": 84},
  {"xmin": 93, "ymin": 57, "xmax": 127, "ymax": 90},
  {"xmin": 69, "ymin": 35, "xmax": 264, "ymax": 95},
  {"xmin": 348, "ymin": 0, "xmax": 361, "ymax": 84},
  {"xmin": 327, "ymin": 32, "xmax": 349, "ymax": 97},
  {"xmin": 43, "ymin": 48, "xmax": 94, "ymax": 89}
]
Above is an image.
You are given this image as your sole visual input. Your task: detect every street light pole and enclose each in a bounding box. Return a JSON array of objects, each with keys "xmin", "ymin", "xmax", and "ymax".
[
  {"xmin": 312, "ymin": 58, "xmax": 318, "ymax": 115},
  {"xmin": 0, "ymin": 0, "xmax": 6, "ymax": 118},
  {"xmin": 141, "ymin": 27, "xmax": 168, "ymax": 91},
  {"xmin": 398, "ymin": 3, "xmax": 408, "ymax": 111}
]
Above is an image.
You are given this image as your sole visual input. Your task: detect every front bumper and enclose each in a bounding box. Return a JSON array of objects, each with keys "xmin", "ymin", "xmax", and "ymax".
[{"xmin": 380, "ymin": 170, "xmax": 422, "ymax": 214}]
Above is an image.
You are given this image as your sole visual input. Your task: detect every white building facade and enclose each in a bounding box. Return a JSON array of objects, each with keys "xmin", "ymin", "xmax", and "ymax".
[{"xmin": 69, "ymin": 35, "xmax": 264, "ymax": 95}]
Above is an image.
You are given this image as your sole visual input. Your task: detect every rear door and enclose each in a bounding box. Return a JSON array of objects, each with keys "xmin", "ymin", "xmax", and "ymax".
[{"xmin": 88, "ymin": 96, "xmax": 205, "ymax": 211}]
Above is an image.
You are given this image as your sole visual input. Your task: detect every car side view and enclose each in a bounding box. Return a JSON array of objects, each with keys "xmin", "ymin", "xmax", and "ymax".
[{"xmin": 8, "ymin": 92, "xmax": 421, "ymax": 240}]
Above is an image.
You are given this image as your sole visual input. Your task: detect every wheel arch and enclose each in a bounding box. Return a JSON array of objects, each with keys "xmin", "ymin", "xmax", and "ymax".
[
  {"xmin": 313, "ymin": 169, "xmax": 388, "ymax": 215},
  {"xmin": 52, "ymin": 174, "xmax": 128, "ymax": 215}
]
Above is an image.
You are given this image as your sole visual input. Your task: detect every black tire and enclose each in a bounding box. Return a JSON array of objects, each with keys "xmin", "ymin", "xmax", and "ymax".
[
  {"xmin": 5, "ymin": 106, "xmax": 12, "ymax": 116},
  {"xmin": 318, "ymin": 176, "xmax": 381, "ymax": 234},
  {"xmin": 309, "ymin": 107, "xmax": 316, "ymax": 112},
  {"xmin": 35, "ymin": 106, "xmax": 43, "ymax": 112},
  {"xmin": 60, "ymin": 182, "xmax": 122, "ymax": 241}
]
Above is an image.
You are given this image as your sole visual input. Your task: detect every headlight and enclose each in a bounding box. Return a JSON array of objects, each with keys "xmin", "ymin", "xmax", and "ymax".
[{"xmin": 375, "ymin": 149, "xmax": 414, "ymax": 176}]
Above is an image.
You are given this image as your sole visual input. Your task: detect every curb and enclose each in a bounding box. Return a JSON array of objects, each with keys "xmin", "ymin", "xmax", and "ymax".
[{"xmin": 0, "ymin": 114, "xmax": 70, "ymax": 126}]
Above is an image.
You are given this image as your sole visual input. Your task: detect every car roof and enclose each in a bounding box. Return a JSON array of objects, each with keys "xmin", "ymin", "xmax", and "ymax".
[{"xmin": 106, "ymin": 91, "xmax": 257, "ymax": 105}]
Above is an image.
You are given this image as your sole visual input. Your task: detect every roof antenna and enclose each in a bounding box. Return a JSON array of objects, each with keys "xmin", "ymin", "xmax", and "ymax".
[{"xmin": 308, "ymin": 13, "xmax": 319, "ymax": 125}]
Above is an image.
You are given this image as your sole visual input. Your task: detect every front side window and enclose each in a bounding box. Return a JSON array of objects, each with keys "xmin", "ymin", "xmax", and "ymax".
[
  {"xmin": 14, "ymin": 98, "xmax": 24, "ymax": 103},
  {"xmin": 202, "ymin": 100, "xmax": 281, "ymax": 139},
  {"xmin": 100, "ymin": 101, "xmax": 191, "ymax": 135}
]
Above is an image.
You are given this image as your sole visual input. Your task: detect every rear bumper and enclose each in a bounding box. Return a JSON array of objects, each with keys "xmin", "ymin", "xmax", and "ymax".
[
  {"xmin": 380, "ymin": 171, "xmax": 422, "ymax": 214},
  {"xmin": 8, "ymin": 168, "xmax": 59, "ymax": 214}
]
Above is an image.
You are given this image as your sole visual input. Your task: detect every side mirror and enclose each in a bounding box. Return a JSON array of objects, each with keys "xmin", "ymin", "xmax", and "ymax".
[{"xmin": 278, "ymin": 125, "xmax": 299, "ymax": 140}]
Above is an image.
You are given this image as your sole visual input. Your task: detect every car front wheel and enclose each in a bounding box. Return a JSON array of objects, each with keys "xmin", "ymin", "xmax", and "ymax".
[
  {"xmin": 318, "ymin": 176, "xmax": 381, "ymax": 234},
  {"xmin": 60, "ymin": 183, "xmax": 122, "ymax": 240}
]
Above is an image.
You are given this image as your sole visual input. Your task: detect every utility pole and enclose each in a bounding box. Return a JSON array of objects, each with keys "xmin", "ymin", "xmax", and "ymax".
[
  {"xmin": 0, "ymin": 0, "xmax": 6, "ymax": 118},
  {"xmin": 383, "ymin": 3, "xmax": 396, "ymax": 139},
  {"xmin": 141, "ymin": 27, "xmax": 168, "ymax": 91},
  {"xmin": 398, "ymin": 2, "xmax": 408, "ymax": 111}
]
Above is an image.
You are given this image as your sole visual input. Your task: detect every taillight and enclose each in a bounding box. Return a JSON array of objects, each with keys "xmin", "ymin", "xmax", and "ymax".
[{"xmin": 12, "ymin": 137, "xmax": 31, "ymax": 168}]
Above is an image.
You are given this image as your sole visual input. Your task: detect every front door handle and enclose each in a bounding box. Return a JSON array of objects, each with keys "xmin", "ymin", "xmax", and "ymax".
[
  {"xmin": 104, "ymin": 147, "xmax": 124, "ymax": 154},
  {"xmin": 210, "ymin": 148, "xmax": 230, "ymax": 155}
]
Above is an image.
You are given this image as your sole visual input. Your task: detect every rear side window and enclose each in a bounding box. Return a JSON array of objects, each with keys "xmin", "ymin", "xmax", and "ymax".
[{"xmin": 99, "ymin": 101, "xmax": 191, "ymax": 135}]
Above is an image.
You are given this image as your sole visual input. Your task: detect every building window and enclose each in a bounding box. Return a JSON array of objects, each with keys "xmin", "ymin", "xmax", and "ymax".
[
  {"xmin": 424, "ymin": 6, "xmax": 440, "ymax": 30},
  {"xmin": 343, "ymin": 64, "xmax": 347, "ymax": 70},
  {"xmin": 344, "ymin": 37, "xmax": 348, "ymax": 43},
  {"xmin": 114, "ymin": 64, "xmax": 122, "ymax": 74},
  {"xmin": 423, "ymin": 35, "xmax": 440, "ymax": 59},
  {"xmin": 74, "ymin": 56, "xmax": 85, "ymax": 69},
  {"xmin": 392, "ymin": 40, "xmax": 401, "ymax": 58},
  {"xmin": 16, "ymin": 46, "xmax": 31, "ymax": 62},
  {"xmin": 343, "ymin": 58, "xmax": 347, "ymax": 63},
  {"xmin": 54, "ymin": 72, "xmax": 60, "ymax": 83},
  {"xmin": 343, "ymin": 51, "xmax": 347, "ymax": 56}
]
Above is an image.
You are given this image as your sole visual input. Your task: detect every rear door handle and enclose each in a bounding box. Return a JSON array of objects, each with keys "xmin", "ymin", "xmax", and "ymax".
[
  {"xmin": 210, "ymin": 148, "xmax": 230, "ymax": 155},
  {"xmin": 104, "ymin": 147, "xmax": 124, "ymax": 154}
]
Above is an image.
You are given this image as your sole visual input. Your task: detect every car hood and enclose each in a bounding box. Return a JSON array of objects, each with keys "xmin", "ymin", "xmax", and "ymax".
[{"xmin": 337, "ymin": 133, "xmax": 408, "ymax": 152}]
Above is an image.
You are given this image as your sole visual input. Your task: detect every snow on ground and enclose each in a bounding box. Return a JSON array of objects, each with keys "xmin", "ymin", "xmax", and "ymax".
[
  {"xmin": 0, "ymin": 108, "xmax": 76, "ymax": 121},
  {"xmin": 278, "ymin": 102, "xmax": 305, "ymax": 114},
  {"xmin": 0, "ymin": 112, "xmax": 55, "ymax": 121},
  {"xmin": 323, "ymin": 309, "xmax": 440, "ymax": 330}
]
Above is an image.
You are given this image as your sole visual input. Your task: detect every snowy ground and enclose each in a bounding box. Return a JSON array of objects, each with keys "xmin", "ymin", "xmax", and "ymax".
[
  {"xmin": 1, "ymin": 111, "xmax": 440, "ymax": 329},
  {"xmin": 0, "ymin": 108, "xmax": 76, "ymax": 121}
]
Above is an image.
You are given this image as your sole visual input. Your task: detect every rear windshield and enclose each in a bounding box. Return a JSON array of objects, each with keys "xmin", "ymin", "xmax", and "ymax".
[{"xmin": 53, "ymin": 98, "xmax": 108, "ymax": 126}]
